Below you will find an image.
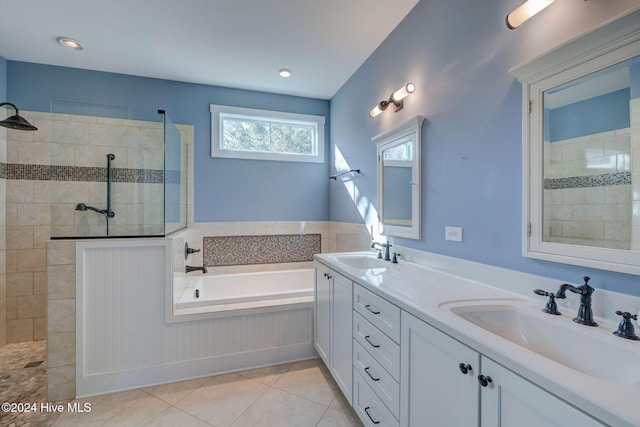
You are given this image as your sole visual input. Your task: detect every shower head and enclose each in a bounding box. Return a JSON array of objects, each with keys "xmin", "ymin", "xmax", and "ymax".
[
  {"xmin": 0, "ymin": 102, "xmax": 38, "ymax": 131},
  {"xmin": 75, "ymin": 203, "xmax": 87, "ymax": 211}
]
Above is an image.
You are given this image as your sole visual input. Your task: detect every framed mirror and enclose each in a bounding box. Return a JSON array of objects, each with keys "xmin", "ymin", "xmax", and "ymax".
[
  {"xmin": 372, "ymin": 116, "xmax": 424, "ymax": 239},
  {"xmin": 511, "ymin": 8, "xmax": 640, "ymax": 275}
]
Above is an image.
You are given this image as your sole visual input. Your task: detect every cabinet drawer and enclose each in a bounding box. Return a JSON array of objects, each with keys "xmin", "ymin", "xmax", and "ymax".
[
  {"xmin": 353, "ymin": 312, "xmax": 401, "ymax": 381},
  {"xmin": 353, "ymin": 284, "xmax": 400, "ymax": 343},
  {"xmin": 353, "ymin": 370, "xmax": 399, "ymax": 427},
  {"xmin": 353, "ymin": 340, "xmax": 400, "ymax": 418}
]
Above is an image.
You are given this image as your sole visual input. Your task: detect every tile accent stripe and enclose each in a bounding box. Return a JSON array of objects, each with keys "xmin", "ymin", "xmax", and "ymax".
[
  {"xmin": 544, "ymin": 172, "xmax": 631, "ymax": 190},
  {"xmin": 0, "ymin": 162, "xmax": 174, "ymax": 183},
  {"xmin": 204, "ymin": 234, "xmax": 321, "ymax": 266}
]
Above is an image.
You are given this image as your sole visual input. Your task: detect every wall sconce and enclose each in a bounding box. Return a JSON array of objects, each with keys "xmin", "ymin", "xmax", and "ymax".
[
  {"xmin": 369, "ymin": 83, "xmax": 416, "ymax": 118},
  {"xmin": 506, "ymin": 0, "xmax": 555, "ymax": 29},
  {"xmin": 0, "ymin": 102, "xmax": 38, "ymax": 131}
]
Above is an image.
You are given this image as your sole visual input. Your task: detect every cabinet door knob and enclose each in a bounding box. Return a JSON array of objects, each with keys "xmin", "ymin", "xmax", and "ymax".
[
  {"xmin": 478, "ymin": 374, "xmax": 493, "ymax": 387},
  {"xmin": 458, "ymin": 363, "xmax": 472, "ymax": 375}
]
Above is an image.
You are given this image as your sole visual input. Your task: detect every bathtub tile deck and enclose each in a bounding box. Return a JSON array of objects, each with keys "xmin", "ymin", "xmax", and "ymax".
[{"xmin": 48, "ymin": 358, "xmax": 362, "ymax": 426}]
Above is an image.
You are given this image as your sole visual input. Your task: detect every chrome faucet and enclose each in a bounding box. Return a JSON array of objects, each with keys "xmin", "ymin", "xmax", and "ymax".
[
  {"xmin": 371, "ymin": 240, "xmax": 392, "ymax": 261},
  {"xmin": 185, "ymin": 264, "xmax": 208, "ymax": 274},
  {"xmin": 556, "ymin": 276, "xmax": 598, "ymax": 326}
]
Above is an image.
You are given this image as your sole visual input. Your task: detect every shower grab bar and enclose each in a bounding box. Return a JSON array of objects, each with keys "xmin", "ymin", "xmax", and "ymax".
[
  {"xmin": 106, "ymin": 153, "xmax": 115, "ymax": 219},
  {"xmin": 329, "ymin": 169, "xmax": 360, "ymax": 180}
]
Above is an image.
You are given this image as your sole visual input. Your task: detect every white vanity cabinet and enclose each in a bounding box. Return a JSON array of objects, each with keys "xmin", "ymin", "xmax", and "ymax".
[
  {"xmin": 400, "ymin": 311, "xmax": 479, "ymax": 427},
  {"xmin": 480, "ymin": 358, "xmax": 605, "ymax": 427},
  {"xmin": 352, "ymin": 284, "xmax": 401, "ymax": 426},
  {"xmin": 314, "ymin": 261, "xmax": 353, "ymax": 403},
  {"xmin": 400, "ymin": 311, "xmax": 605, "ymax": 427}
]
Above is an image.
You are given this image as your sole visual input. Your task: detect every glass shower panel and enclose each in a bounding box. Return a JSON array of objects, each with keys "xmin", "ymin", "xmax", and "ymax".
[
  {"xmin": 163, "ymin": 112, "xmax": 187, "ymax": 234},
  {"xmin": 49, "ymin": 101, "xmax": 182, "ymax": 238}
]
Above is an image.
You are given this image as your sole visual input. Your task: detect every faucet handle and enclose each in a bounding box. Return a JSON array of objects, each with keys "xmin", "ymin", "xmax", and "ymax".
[
  {"xmin": 613, "ymin": 311, "xmax": 640, "ymax": 340},
  {"xmin": 392, "ymin": 252, "xmax": 401, "ymax": 263},
  {"xmin": 533, "ymin": 289, "xmax": 561, "ymax": 315}
]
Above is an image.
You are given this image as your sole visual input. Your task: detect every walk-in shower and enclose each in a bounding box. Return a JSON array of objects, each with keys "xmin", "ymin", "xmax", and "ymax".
[{"xmin": 49, "ymin": 102, "xmax": 187, "ymax": 238}]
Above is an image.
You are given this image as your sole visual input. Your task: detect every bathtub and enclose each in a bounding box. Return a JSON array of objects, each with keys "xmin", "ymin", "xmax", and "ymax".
[{"xmin": 175, "ymin": 268, "xmax": 315, "ymax": 315}]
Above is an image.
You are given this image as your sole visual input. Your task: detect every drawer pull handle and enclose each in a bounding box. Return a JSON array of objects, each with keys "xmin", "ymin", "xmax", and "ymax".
[
  {"xmin": 365, "ymin": 304, "xmax": 381, "ymax": 315},
  {"xmin": 364, "ymin": 406, "xmax": 381, "ymax": 424},
  {"xmin": 478, "ymin": 374, "xmax": 493, "ymax": 387},
  {"xmin": 458, "ymin": 363, "xmax": 472, "ymax": 375},
  {"xmin": 364, "ymin": 367, "xmax": 380, "ymax": 381},
  {"xmin": 364, "ymin": 335, "xmax": 381, "ymax": 348}
]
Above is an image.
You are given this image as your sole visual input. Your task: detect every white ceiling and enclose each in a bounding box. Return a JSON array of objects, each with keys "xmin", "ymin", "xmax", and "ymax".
[{"xmin": 0, "ymin": 0, "xmax": 420, "ymax": 100}]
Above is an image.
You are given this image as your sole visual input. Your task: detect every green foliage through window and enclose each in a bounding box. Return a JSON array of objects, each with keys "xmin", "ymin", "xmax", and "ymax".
[{"xmin": 211, "ymin": 105, "xmax": 325, "ymax": 163}]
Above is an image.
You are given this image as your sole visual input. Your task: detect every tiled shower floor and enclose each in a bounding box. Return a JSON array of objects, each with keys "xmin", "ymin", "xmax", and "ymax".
[
  {"xmin": 0, "ymin": 340, "xmax": 55, "ymax": 426},
  {"xmin": 0, "ymin": 341, "xmax": 362, "ymax": 426}
]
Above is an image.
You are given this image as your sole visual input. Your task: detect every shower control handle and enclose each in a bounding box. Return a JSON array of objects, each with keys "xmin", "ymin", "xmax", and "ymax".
[{"xmin": 184, "ymin": 243, "xmax": 201, "ymax": 260}]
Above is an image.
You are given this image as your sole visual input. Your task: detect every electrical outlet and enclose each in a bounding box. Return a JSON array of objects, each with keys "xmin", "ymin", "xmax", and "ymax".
[{"xmin": 445, "ymin": 226, "xmax": 463, "ymax": 242}]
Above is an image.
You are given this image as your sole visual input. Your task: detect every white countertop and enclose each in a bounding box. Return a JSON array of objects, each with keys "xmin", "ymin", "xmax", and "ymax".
[{"xmin": 315, "ymin": 250, "xmax": 640, "ymax": 427}]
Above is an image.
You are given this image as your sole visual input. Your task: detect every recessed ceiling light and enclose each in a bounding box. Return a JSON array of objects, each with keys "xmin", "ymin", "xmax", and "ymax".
[
  {"xmin": 57, "ymin": 37, "xmax": 84, "ymax": 51},
  {"xmin": 279, "ymin": 69, "xmax": 292, "ymax": 78}
]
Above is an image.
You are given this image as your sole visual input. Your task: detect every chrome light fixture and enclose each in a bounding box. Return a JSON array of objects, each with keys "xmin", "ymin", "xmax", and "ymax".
[
  {"xmin": 506, "ymin": 0, "xmax": 555, "ymax": 29},
  {"xmin": 369, "ymin": 83, "xmax": 416, "ymax": 118},
  {"xmin": 0, "ymin": 102, "xmax": 38, "ymax": 131}
]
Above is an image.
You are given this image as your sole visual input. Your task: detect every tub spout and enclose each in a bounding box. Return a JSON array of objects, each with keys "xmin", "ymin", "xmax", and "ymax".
[{"xmin": 186, "ymin": 264, "xmax": 208, "ymax": 274}]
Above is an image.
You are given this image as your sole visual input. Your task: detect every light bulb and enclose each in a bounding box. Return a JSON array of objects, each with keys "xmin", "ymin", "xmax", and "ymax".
[
  {"xmin": 391, "ymin": 83, "xmax": 416, "ymax": 102},
  {"xmin": 506, "ymin": 0, "xmax": 555, "ymax": 29}
]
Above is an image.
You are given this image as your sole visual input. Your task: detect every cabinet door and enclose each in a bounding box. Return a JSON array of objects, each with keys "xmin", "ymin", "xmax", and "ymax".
[
  {"xmin": 480, "ymin": 357, "xmax": 605, "ymax": 427},
  {"xmin": 401, "ymin": 311, "xmax": 480, "ymax": 427},
  {"xmin": 332, "ymin": 272, "xmax": 353, "ymax": 403},
  {"xmin": 314, "ymin": 264, "xmax": 331, "ymax": 365}
]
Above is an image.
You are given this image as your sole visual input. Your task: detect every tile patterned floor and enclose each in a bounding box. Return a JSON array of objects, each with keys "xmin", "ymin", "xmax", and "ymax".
[{"xmin": 0, "ymin": 341, "xmax": 362, "ymax": 427}]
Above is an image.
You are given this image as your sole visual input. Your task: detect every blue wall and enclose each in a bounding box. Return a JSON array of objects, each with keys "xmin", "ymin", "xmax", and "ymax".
[
  {"xmin": 0, "ymin": 56, "xmax": 6, "ymax": 101},
  {"xmin": 6, "ymin": 62, "xmax": 330, "ymax": 222},
  {"xmin": 547, "ymin": 89, "xmax": 630, "ymax": 142},
  {"xmin": 329, "ymin": 0, "xmax": 640, "ymax": 296}
]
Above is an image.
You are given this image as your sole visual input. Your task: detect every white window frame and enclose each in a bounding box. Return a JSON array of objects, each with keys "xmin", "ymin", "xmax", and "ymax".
[{"xmin": 210, "ymin": 104, "xmax": 325, "ymax": 163}]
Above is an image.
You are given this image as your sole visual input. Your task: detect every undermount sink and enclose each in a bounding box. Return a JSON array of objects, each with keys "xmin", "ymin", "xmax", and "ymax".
[
  {"xmin": 444, "ymin": 301, "xmax": 640, "ymax": 384},
  {"xmin": 333, "ymin": 254, "xmax": 389, "ymax": 270}
]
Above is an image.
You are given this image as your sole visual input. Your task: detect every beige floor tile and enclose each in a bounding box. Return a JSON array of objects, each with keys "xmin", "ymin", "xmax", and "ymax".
[
  {"xmin": 54, "ymin": 390, "xmax": 169, "ymax": 426},
  {"xmin": 317, "ymin": 407, "xmax": 364, "ymax": 427},
  {"xmin": 142, "ymin": 407, "xmax": 212, "ymax": 427},
  {"xmin": 231, "ymin": 387, "xmax": 327, "ymax": 427},
  {"xmin": 174, "ymin": 373, "xmax": 268, "ymax": 426},
  {"xmin": 329, "ymin": 391, "xmax": 355, "ymax": 414},
  {"xmin": 142, "ymin": 377, "xmax": 210, "ymax": 405},
  {"xmin": 238, "ymin": 362, "xmax": 294, "ymax": 385},
  {"xmin": 272, "ymin": 359, "xmax": 337, "ymax": 406}
]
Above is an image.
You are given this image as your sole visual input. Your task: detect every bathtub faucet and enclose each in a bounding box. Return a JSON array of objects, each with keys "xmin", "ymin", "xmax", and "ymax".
[{"xmin": 186, "ymin": 264, "xmax": 208, "ymax": 274}]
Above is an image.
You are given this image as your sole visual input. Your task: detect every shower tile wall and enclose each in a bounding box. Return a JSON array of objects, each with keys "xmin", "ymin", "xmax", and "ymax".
[
  {"xmin": 4, "ymin": 111, "xmax": 49, "ymax": 343},
  {"xmin": 49, "ymin": 114, "xmax": 166, "ymax": 237},
  {"xmin": 0, "ymin": 117, "xmax": 6, "ymax": 346},
  {"xmin": 543, "ymin": 128, "xmax": 632, "ymax": 249},
  {"xmin": 3, "ymin": 111, "xmax": 192, "ymax": 344}
]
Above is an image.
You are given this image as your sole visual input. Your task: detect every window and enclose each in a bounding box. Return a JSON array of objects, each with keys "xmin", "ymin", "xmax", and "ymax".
[{"xmin": 210, "ymin": 104, "xmax": 325, "ymax": 163}]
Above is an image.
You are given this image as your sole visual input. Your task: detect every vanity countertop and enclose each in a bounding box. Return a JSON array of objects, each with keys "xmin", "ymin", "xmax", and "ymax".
[{"xmin": 315, "ymin": 251, "xmax": 640, "ymax": 427}]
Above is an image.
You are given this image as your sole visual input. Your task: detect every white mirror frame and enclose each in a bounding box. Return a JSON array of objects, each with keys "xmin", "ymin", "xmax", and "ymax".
[
  {"xmin": 372, "ymin": 116, "xmax": 424, "ymax": 239},
  {"xmin": 510, "ymin": 7, "xmax": 640, "ymax": 275}
]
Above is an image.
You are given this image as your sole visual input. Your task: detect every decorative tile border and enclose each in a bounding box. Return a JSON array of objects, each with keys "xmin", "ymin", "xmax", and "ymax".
[
  {"xmin": 0, "ymin": 162, "xmax": 174, "ymax": 183},
  {"xmin": 544, "ymin": 172, "xmax": 631, "ymax": 190},
  {"xmin": 203, "ymin": 234, "xmax": 321, "ymax": 266}
]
